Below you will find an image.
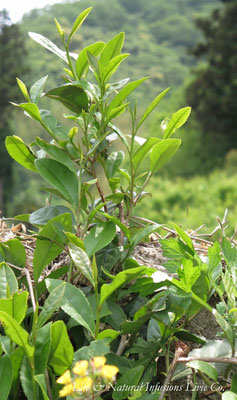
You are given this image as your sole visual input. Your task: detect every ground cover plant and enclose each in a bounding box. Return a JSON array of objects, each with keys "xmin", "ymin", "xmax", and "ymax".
[{"xmin": 0, "ymin": 8, "xmax": 236, "ymax": 400}]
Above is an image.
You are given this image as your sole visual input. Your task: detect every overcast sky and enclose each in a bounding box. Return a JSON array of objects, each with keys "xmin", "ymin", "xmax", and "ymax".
[{"xmin": 1, "ymin": 0, "xmax": 65, "ymax": 22}]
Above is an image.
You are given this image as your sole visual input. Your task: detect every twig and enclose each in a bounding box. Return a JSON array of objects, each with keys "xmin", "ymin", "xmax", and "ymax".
[
  {"xmin": 7, "ymin": 262, "xmax": 36, "ymax": 312},
  {"xmin": 191, "ymin": 224, "xmax": 206, "ymax": 234},
  {"xmin": 178, "ymin": 356, "xmax": 237, "ymax": 365},
  {"xmin": 199, "ymin": 384, "xmax": 231, "ymax": 399},
  {"xmin": 90, "ymin": 159, "xmax": 108, "ymax": 213},
  {"xmin": 230, "ymin": 229, "xmax": 237, "ymax": 243},
  {"xmin": 159, "ymin": 345, "xmax": 185, "ymax": 400},
  {"xmin": 118, "ymin": 203, "xmax": 125, "ymax": 246},
  {"xmin": 116, "ymin": 335, "xmax": 128, "ymax": 356}
]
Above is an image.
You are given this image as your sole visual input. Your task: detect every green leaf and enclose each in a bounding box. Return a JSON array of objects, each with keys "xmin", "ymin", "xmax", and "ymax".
[
  {"xmin": 29, "ymin": 205, "xmax": 75, "ymax": 226},
  {"xmin": 34, "ymin": 323, "xmax": 51, "ymax": 374},
  {"xmin": 121, "ymin": 312, "xmax": 154, "ymax": 334},
  {"xmin": 231, "ymin": 374, "xmax": 237, "ymax": 394},
  {"xmin": 105, "ymin": 151, "xmax": 125, "ymax": 179},
  {"xmin": 130, "ymin": 277, "xmax": 161, "ymax": 297},
  {"xmin": 0, "ymin": 262, "xmax": 18, "ymax": 298},
  {"xmin": 29, "ymin": 32, "xmax": 67, "ymax": 62},
  {"xmin": 76, "ymin": 42, "xmax": 105, "ymax": 79},
  {"xmin": 102, "ymin": 54, "xmax": 129, "ymax": 82},
  {"xmin": 33, "ymin": 213, "xmax": 72, "ymax": 282},
  {"xmin": 46, "ymin": 279, "xmax": 95, "ymax": 335},
  {"xmin": 100, "ymin": 266, "xmax": 147, "ymax": 306},
  {"xmin": 35, "ymin": 158, "xmax": 78, "ymax": 207},
  {"xmin": 5, "ymin": 136, "xmax": 37, "ymax": 172},
  {"xmin": 223, "ymin": 392, "xmax": 237, "ymax": 400},
  {"xmin": 74, "ymin": 339, "xmax": 110, "ymax": 361},
  {"xmin": 174, "ymin": 330, "xmax": 206, "ymax": 345},
  {"xmin": 99, "ymin": 32, "xmax": 125, "ymax": 73},
  {"xmin": 96, "ymin": 329, "xmax": 119, "ymax": 342},
  {"xmin": 16, "ymin": 78, "xmax": 30, "ymax": 102},
  {"xmin": 97, "ymin": 211, "xmax": 131, "ymax": 242},
  {"xmin": 172, "ymin": 223, "xmax": 195, "ymax": 253},
  {"xmin": 222, "ymin": 237, "xmax": 237, "ymax": 268},
  {"xmin": 163, "ymin": 106, "xmax": 191, "ymax": 139},
  {"xmin": 68, "ymin": 243, "xmax": 94, "ymax": 286},
  {"xmin": 186, "ymin": 360, "xmax": 217, "ymax": 381},
  {"xmin": 40, "ymin": 187, "xmax": 68, "ymax": 202},
  {"xmin": 0, "ymin": 238, "xmax": 26, "ymax": 267},
  {"xmin": 10, "ymin": 347, "xmax": 24, "ymax": 392},
  {"xmin": 177, "ymin": 259, "xmax": 200, "ymax": 291},
  {"xmin": 108, "ymin": 78, "xmax": 148, "ymax": 113},
  {"xmin": 105, "ymin": 103, "xmax": 128, "ymax": 124},
  {"xmin": 45, "ymin": 84, "xmax": 88, "ymax": 114},
  {"xmin": 106, "ymin": 301, "xmax": 127, "ymax": 330},
  {"xmin": 14, "ymin": 213, "xmax": 30, "ymax": 222},
  {"xmin": 54, "ymin": 18, "xmax": 64, "ymax": 38},
  {"xmin": 68, "ymin": 7, "xmax": 92, "ymax": 43},
  {"xmin": 48, "ymin": 321, "xmax": 74, "ymax": 375},
  {"xmin": 20, "ymin": 356, "xmax": 35, "ymax": 400},
  {"xmin": 37, "ymin": 283, "xmax": 66, "ymax": 329},
  {"xmin": 112, "ymin": 366, "xmax": 144, "ymax": 400},
  {"xmin": 66, "ymin": 232, "xmax": 86, "ymax": 250},
  {"xmin": 130, "ymin": 223, "xmax": 162, "ymax": 250},
  {"xmin": 0, "ymin": 311, "xmax": 34, "ymax": 358},
  {"xmin": 132, "ymin": 137, "xmax": 161, "ymax": 170},
  {"xmin": 30, "ymin": 76, "xmax": 48, "ymax": 104},
  {"xmin": 137, "ymin": 87, "xmax": 170, "ymax": 129},
  {"xmin": 208, "ymin": 242, "xmax": 222, "ymax": 272},
  {"xmin": 0, "ymin": 291, "xmax": 28, "ymax": 324},
  {"xmin": 0, "ymin": 355, "xmax": 13, "ymax": 400},
  {"xmin": 213, "ymin": 309, "xmax": 235, "ymax": 350},
  {"xmin": 88, "ymin": 294, "xmax": 111, "ymax": 320},
  {"xmin": 149, "ymin": 138, "xmax": 181, "ymax": 173},
  {"xmin": 35, "ymin": 137, "xmax": 77, "ymax": 173},
  {"xmin": 84, "ymin": 221, "xmax": 116, "ymax": 257},
  {"xmin": 14, "ymin": 102, "xmax": 42, "ymax": 122},
  {"xmin": 34, "ymin": 375, "xmax": 50, "ymax": 400}
]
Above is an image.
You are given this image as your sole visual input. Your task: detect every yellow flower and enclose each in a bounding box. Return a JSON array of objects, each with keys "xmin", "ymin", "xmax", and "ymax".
[
  {"xmin": 73, "ymin": 360, "xmax": 88, "ymax": 376},
  {"xmin": 74, "ymin": 376, "xmax": 93, "ymax": 392},
  {"xmin": 56, "ymin": 370, "xmax": 71, "ymax": 385},
  {"xmin": 59, "ymin": 383, "xmax": 74, "ymax": 397},
  {"xmin": 101, "ymin": 365, "xmax": 119, "ymax": 380},
  {"xmin": 93, "ymin": 356, "xmax": 106, "ymax": 368}
]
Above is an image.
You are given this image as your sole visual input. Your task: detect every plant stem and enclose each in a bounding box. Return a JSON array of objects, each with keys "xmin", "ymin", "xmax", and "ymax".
[
  {"xmin": 159, "ymin": 346, "xmax": 184, "ymax": 400},
  {"xmin": 178, "ymin": 356, "xmax": 237, "ymax": 365},
  {"xmin": 65, "ymin": 45, "xmax": 77, "ymax": 80},
  {"xmin": 67, "ymin": 259, "xmax": 73, "ymax": 283},
  {"xmin": 94, "ymin": 284, "xmax": 101, "ymax": 337},
  {"xmin": 91, "ymin": 158, "xmax": 108, "ymax": 213},
  {"xmin": 191, "ymin": 371, "xmax": 198, "ymax": 400},
  {"xmin": 198, "ymin": 371, "xmax": 222, "ymax": 396}
]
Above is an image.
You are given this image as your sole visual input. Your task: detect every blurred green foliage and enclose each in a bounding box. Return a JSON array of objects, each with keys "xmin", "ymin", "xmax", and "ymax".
[
  {"xmin": 136, "ymin": 165, "xmax": 237, "ymax": 236},
  {"xmin": 186, "ymin": 0, "xmax": 237, "ymax": 170},
  {"xmin": 0, "ymin": 10, "xmax": 29, "ymax": 213}
]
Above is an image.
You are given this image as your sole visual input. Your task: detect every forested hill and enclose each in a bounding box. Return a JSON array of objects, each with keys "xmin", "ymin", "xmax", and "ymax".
[{"xmin": 20, "ymin": 0, "xmax": 220, "ymax": 104}]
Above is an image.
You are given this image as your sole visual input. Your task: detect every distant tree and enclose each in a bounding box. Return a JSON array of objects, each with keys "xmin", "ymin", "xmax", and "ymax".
[
  {"xmin": 186, "ymin": 0, "xmax": 237, "ymax": 169},
  {"xmin": 0, "ymin": 9, "xmax": 29, "ymax": 214}
]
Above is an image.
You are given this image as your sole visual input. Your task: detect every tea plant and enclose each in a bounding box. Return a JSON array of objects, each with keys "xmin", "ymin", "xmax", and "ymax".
[
  {"xmin": 158, "ymin": 227, "xmax": 237, "ymax": 399},
  {"xmin": 5, "ymin": 7, "xmax": 233, "ymax": 400}
]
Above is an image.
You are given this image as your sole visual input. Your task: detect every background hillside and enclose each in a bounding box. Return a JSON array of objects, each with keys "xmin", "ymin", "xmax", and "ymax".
[
  {"xmin": 3, "ymin": 0, "xmax": 237, "ymax": 236},
  {"xmin": 20, "ymin": 0, "xmax": 220, "ymax": 102}
]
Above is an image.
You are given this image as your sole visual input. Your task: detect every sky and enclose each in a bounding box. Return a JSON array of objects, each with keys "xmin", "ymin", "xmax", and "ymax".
[{"xmin": 1, "ymin": 0, "xmax": 65, "ymax": 22}]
